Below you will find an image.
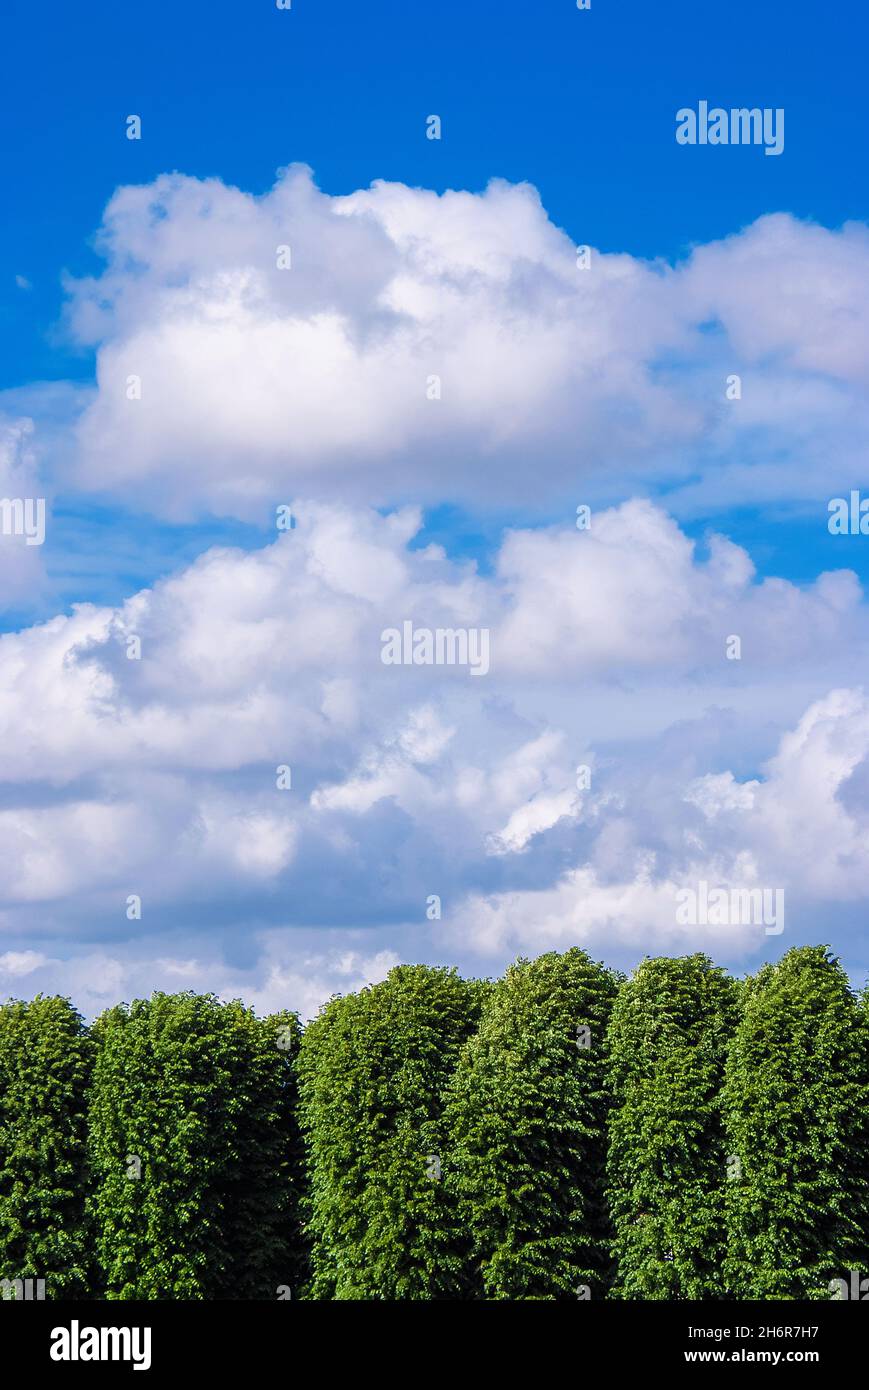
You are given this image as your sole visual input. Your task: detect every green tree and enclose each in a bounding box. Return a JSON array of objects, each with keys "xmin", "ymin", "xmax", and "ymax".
[
  {"xmin": 606, "ymin": 954, "xmax": 738, "ymax": 1299},
  {"xmin": 443, "ymin": 948, "xmax": 620, "ymax": 1299},
  {"xmin": 723, "ymin": 945, "xmax": 869, "ymax": 1298},
  {"xmin": 297, "ymin": 964, "xmax": 487, "ymax": 1299},
  {"xmin": 0, "ymin": 995, "xmax": 95, "ymax": 1298},
  {"xmin": 88, "ymin": 992, "xmax": 305, "ymax": 1299}
]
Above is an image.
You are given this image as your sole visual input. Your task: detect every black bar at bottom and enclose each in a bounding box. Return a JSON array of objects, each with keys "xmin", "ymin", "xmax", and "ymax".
[{"xmin": 1, "ymin": 1298, "xmax": 862, "ymax": 1375}]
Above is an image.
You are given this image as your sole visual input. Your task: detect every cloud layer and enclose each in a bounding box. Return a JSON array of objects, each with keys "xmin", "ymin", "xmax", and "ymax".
[{"xmin": 2, "ymin": 497, "xmax": 868, "ymax": 1013}]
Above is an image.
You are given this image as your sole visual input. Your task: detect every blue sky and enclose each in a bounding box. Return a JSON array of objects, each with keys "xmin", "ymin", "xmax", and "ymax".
[
  {"xmin": 3, "ymin": 0, "xmax": 868, "ymax": 611},
  {"xmin": 4, "ymin": 0, "xmax": 867, "ymax": 387},
  {"xmin": 2, "ymin": 0, "xmax": 868, "ymax": 605},
  {"xmin": 2, "ymin": 0, "xmax": 869, "ymax": 1015}
]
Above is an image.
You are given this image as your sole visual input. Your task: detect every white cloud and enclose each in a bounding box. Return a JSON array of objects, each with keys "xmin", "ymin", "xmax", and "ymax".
[
  {"xmin": 312, "ymin": 705, "xmax": 455, "ymax": 817},
  {"xmin": 41, "ymin": 168, "xmax": 869, "ymax": 519},
  {"xmin": 222, "ymin": 945, "xmax": 401, "ymax": 1022},
  {"xmin": 0, "ymin": 496, "xmax": 866, "ymax": 997},
  {"xmin": 0, "ymin": 937, "xmax": 401, "ymax": 1023},
  {"xmin": 445, "ymin": 687, "xmax": 869, "ymax": 958},
  {"xmin": 495, "ymin": 499, "xmax": 864, "ymax": 676},
  {"xmin": 0, "ymin": 950, "xmax": 50, "ymax": 979},
  {"xmin": 683, "ymin": 214, "xmax": 869, "ymax": 386},
  {"xmin": 445, "ymin": 864, "xmax": 760, "ymax": 956}
]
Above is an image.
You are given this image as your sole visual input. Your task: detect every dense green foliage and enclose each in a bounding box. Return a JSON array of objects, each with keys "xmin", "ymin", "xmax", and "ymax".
[
  {"xmin": 296, "ymin": 964, "xmax": 487, "ymax": 1299},
  {"xmin": 443, "ymin": 949, "xmax": 619, "ymax": 1299},
  {"xmin": 722, "ymin": 946, "xmax": 869, "ymax": 1299},
  {"xmin": 606, "ymin": 955, "xmax": 738, "ymax": 1299},
  {"xmin": 0, "ymin": 995, "xmax": 95, "ymax": 1298},
  {"xmin": 2, "ymin": 946, "xmax": 869, "ymax": 1300},
  {"xmin": 87, "ymin": 992, "xmax": 304, "ymax": 1299}
]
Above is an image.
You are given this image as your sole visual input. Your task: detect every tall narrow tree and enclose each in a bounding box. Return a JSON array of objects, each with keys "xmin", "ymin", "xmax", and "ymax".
[
  {"xmin": 0, "ymin": 995, "xmax": 95, "ymax": 1298},
  {"xmin": 88, "ymin": 992, "xmax": 305, "ymax": 1299},
  {"xmin": 297, "ymin": 964, "xmax": 487, "ymax": 1299},
  {"xmin": 606, "ymin": 954, "xmax": 738, "ymax": 1299},
  {"xmin": 723, "ymin": 946, "xmax": 869, "ymax": 1298},
  {"xmin": 443, "ymin": 949, "xmax": 620, "ymax": 1300}
]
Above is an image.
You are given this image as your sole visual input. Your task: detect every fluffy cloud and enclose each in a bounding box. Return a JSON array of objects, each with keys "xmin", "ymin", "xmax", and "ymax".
[
  {"xmin": 495, "ymin": 500, "xmax": 865, "ymax": 676},
  {"xmin": 1, "ymin": 496, "xmax": 868, "ymax": 1011},
  {"xmin": 0, "ymin": 935, "xmax": 400, "ymax": 1023},
  {"xmin": 445, "ymin": 687, "xmax": 869, "ymax": 958},
  {"xmin": 36, "ymin": 166, "xmax": 868, "ymax": 519}
]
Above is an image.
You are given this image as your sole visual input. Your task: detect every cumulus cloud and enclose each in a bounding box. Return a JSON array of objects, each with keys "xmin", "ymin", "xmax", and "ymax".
[
  {"xmin": 37, "ymin": 166, "xmax": 868, "ymax": 519},
  {"xmin": 443, "ymin": 687, "xmax": 869, "ymax": 959},
  {"xmin": 495, "ymin": 500, "xmax": 865, "ymax": 676},
  {"xmin": 0, "ymin": 949, "xmax": 50, "ymax": 978},
  {"xmin": 0, "ymin": 937, "xmax": 400, "ymax": 1023},
  {"xmin": 0, "ymin": 495, "xmax": 868, "ymax": 1006},
  {"xmin": 445, "ymin": 866, "xmax": 756, "ymax": 957}
]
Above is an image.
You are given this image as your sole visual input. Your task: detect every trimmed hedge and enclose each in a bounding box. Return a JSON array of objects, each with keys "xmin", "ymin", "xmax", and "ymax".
[{"xmin": 2, "ymin": 946, "xmax": 868, "ymax": 1300}]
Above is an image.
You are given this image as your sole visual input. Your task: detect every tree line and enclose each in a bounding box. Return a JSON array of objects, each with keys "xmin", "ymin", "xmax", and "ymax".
[{"xmin": 1, "ymin": 945, "xmax": 867, "ymax": 1300}]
